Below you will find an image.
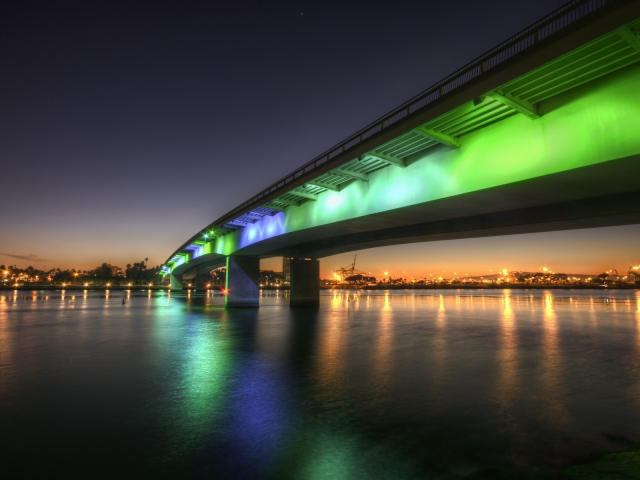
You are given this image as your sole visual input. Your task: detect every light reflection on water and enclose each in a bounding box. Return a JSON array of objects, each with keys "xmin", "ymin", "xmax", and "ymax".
[{"xmin": 1, "ymin": 289, "xmax": 640, "ymax": 478}]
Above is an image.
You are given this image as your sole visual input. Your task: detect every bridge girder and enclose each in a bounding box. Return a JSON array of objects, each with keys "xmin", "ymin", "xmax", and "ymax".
[
  {"xmin": 263, "ymin": 202, "xmax": 287, "ymax": 211},
  {"xmin": 272, "ymin": 197, "xmax": 301, "ymax": 207},
  {"xmin": 486, "ymin": 90, "xmax": 539, "ymax": 120},
  {"xmin": 305, "ymin": 180, "xmax": 341, "ymax": 191},
  {"xmin": 362, "ymin": 152, "xmax": 406, "ymax": 168},
  {"xmin": 333, "ymin": 169, "xmax": 368, "ymax": 182},
  {"xmin": 412, "ymin": 128, "xmax": 460, "ymax": 148},
  {"xmin": 617, "ymin": 26, "xmax": 640, "ymax": 53},
  {"xmin": 289, "ymin": 190, "xmax": 318, "ymax": 201}
]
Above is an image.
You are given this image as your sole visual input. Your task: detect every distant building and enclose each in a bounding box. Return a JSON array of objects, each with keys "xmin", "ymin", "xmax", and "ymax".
[
  {"xmin": 283, "ymin": 257, "xmax": 291, "ymax": 284},
  {"xmin": 107, "ymin": 264, "xmax": 122, "ymax": 276},
  {"xmin": 259, "ymin": 270, "xmax": 284, "ymax": 286}
]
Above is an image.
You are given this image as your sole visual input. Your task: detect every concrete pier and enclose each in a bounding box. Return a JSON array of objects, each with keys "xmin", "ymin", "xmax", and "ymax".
[
  {"xmin": 225, "ymin": 256, "xmax": 260, "ymax": 307},
  {"xmin": 290, "ymin": 258, "xmax": 320, "ymax": 306},
  {"xmin": 170, "ymin": 273, "xmax": 183, "ymax": 292}
]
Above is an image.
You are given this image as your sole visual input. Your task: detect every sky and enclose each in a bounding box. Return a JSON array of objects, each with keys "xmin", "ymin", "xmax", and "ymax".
[{"xmin": 1, "ymin": 0, "xmax": 639, "ymax": 278}]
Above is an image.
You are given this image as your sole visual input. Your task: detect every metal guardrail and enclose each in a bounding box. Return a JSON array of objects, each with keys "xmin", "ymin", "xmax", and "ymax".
[{"xmin": 170, "ymin": 0, "xmax": 628, "ymax": 260}]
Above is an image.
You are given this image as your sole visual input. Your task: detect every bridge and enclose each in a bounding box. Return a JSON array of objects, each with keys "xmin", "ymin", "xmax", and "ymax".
[{"xmin": 162, "ymin": 0, "xmax": 640, "ymax": 307}]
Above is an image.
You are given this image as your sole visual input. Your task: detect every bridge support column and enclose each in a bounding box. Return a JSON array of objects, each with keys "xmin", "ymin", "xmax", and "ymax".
[
  {"xmin": 169, "ymin": 273, "xmax": 183, "ymax": 292},
  {"xmin": 290, "ymin": 258, "xmax": 320, "ymax": 307},
  {"xmin": 225, "ymin": 256, "xmax": 260, "ymax": 308}
]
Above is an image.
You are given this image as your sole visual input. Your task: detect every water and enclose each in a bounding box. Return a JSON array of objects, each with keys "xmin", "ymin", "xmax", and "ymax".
[{"xmin": 1, "ymin": 289, "xmax": 639, "ymax": 478}]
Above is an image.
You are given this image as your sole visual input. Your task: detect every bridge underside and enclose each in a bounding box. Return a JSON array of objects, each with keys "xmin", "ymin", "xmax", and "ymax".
[
  {"xmin": 240, "ymin": 153, "xmax": 640, "ymax": 257},
  {"xmin": 173, "ymin": 153, "xmax": 640, "ymax": 278}
]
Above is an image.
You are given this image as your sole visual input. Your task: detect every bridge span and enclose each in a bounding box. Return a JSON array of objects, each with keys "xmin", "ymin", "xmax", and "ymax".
[{"xmin": 162, "ymin": 0, "xmax": 640, "ymax": 307}]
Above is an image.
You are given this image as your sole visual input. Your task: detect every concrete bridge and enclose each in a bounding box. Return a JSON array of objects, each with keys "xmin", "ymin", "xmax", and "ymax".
[{"xmin": 162, "ymin": 0, "xmax": 640, "ymax": 307}]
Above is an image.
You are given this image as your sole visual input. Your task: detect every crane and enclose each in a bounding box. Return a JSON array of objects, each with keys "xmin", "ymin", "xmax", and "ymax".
[
  {"xmin": 332, "ymin": 255, "xmax": 375, "ymax": 283},
  {"xmin": 333, "ymin": 255, "xmax": 361, "ymax": 281}
]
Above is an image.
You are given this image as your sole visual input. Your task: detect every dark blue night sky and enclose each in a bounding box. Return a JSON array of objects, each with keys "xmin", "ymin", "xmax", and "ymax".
[{"xmin": 2, "ymin": 0, "xmax": 638, "ymax": 276}]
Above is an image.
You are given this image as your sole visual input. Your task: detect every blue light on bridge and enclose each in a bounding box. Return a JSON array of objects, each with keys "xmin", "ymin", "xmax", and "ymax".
[{"xmin": 238, "ymin": 213, "xmax": 286, "ymax": 249}]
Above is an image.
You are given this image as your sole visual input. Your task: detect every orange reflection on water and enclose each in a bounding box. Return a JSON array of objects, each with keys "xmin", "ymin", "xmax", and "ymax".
[
  {"xmin": 436, "ymin": 294, "xmax": 447, "ymax": 333},
  {"xmin": 0, "ymin": 295, "xmax": 15, "ymax": 399},
  {"xmin": 333, "ymin": 291, "xmax": 342, "ymax": 308},
  {"xmin": 427, "ymin": 294, "xmax": 449, "ymax": 409},
  {"xmin": 494, "ymin": 294, "xmax": 522, "ymax": 437},
  {"xmin": 540, "ymin": 293, "xmax": 570, "ymax": 429},
  {"xmin": 372, "ymin": 294, "xmax": 393, "ymax": 399},
  {"xmin": 543, "ymin": 295, "xmax": 558, "ymax": 360},
  {"xmin": 636, "ymin": 293, "xmax": 640, "ymax": 351},
  {"xmin": 631, "ymin": 293, "xmax": 640, "ymax": 401},
  {"xmin": 311, "ymin": 293, "xmax": 350, "ymax": 401},
  {"xmin": 316, "ymin": 309, "xmax": 346, "ymax": 392},
  {"xmin": 504, "ymin": 294, "xmax": 512, "ymax": 319}
]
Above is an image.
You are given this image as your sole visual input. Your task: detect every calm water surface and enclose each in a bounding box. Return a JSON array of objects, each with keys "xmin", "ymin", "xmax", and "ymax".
[{"xmin": 1, "ymin": 289, "xmax": 639, "ymax": 478}]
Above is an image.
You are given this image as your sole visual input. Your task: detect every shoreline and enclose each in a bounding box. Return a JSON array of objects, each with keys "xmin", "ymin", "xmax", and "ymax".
[
  {"xmin": 325, "ymin": 283, "xmax": 640, "ymax": 290},
  {"xmin": 1, "ymin": 284, "xmax": 639, "ymax": 292}
]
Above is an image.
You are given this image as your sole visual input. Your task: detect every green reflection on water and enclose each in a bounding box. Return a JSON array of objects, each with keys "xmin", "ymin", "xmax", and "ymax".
[
  {"xmin": 152, "ymin": 298, "xmax": 234, "ymax": 467},
  {"xmin": 274, "ymin": 425, "xmax": 417, "ymax": 480},
  {"xmin": 180, "ymin": 315, "xmax": 231, "ymax": 432}
]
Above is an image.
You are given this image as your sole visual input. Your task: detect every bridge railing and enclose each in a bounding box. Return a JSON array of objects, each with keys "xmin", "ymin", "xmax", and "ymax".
[{"xmin": 175, "ymin": 0, "xmax": 627, "ymax": 255}]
